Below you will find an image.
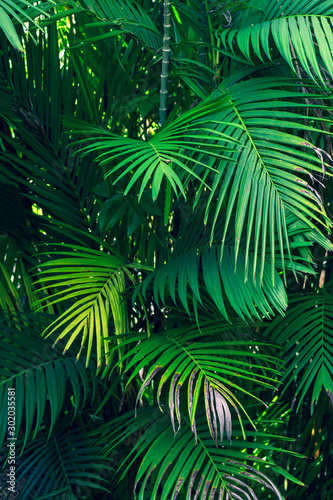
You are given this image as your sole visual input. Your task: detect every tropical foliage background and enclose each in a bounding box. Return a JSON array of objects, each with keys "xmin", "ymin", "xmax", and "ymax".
[{"xmin": 1, "ymin": 0, "xmax": 333, "ymax": 498}]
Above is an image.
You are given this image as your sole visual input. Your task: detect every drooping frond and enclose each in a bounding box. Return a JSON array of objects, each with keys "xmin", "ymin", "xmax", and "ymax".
[
  {"xmin": 108, "ymin": 321, "xmax": 282, "ymax": 444},
  {"xmin": 101, "ymin": 407, "xmax": 303, "ymax": 500},
  {"xmin": 0, "ymin": 418, "xmax": 111, "ymax": 499},
  {"xmin": 219, "ymin": 15, "xmax": 333, "ymax": 84},
  {"xmin": 0, "ymin": 313, "xmax": 94, "ymax": 451},
  {"xmin": 203, "ymin": 77, "xmax": 333, "ymax": 281},
  {"xmin": 137, "ymin": 204, "xmax": 332, "ymax": 324},
  {"xmin": 232, "ymin": 0, "xmax": 333, "ymax": 27},
  {"xmin": 264, "ymin": 283, "xmax": 333, "ymax": 412},
  {"xmin": 140, "ymin": 244, "xmax": 288, "ymax": 321},
  {"xmin": 68, "ymin": 77, "xmax": 333, "ymax": 286}
]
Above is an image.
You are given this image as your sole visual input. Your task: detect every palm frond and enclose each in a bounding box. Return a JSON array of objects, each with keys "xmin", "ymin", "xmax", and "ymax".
[
  {"xmin": 0, "ymin": 0, "xmax": 51, "ymax": 52},
  {"xmin": 233, "ymin": 0, "xmax": 333, "ymax": 27},
  {"xmin": 0, "ymin": 185, "xmax": 41, "ymax": 312},
  {"xmin": 1, "ymin": 1, "xmax": 333, "ymax": 496},
  {"xmin": 140, "ymin": 245, "xmax": 288, "ymax": 321},
  {"xmin": 264, "ymin": 283, "xmax": 333, "ymax": 412},
  {"xmin": 34, "ymin": 246, "xmax": 142, "ymax": 369},
  {"xmin": 108, "ymin": 321, "xmax": 282, "ymax": 444},
  {"xmin": 65, "ymin": 96, "xmax": 238, "ymax": 201},
  {"xmin": 67, "ymin": 77, "xmax": 333, "ymax": 285},
  {"xmin": 0, "ymin": 417, "xmax": 111, "ymax": 499},
  {"xmin": 101, "ymin": 407, "xmax": 304, "ymax": 500},
  {"xmin": 219, "ymin": 15, "xmax": 333, "ymax": 84},
  {"xmin": 0, "ymin": 248, "xmax": 20, "ymax": 312},
  {"xmin": 78, "ymin": 0, "xmax": 162, "ymax": 50},
  {"xmin": 203, "ymin": 77, "xmax": 333, "ymax": 281},
  {"xmin": 0, "ymin": 313, "xmax": 94, "ymax": 451},
  {"xmin": 137, "ymin": 206, "xmax": 331, "ymax": 322}
]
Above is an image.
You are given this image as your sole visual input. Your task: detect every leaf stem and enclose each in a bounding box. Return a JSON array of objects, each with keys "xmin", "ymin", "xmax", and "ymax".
[{"xmin": 159, "ymin": 0, "xmax": 171, "ymax": 127}]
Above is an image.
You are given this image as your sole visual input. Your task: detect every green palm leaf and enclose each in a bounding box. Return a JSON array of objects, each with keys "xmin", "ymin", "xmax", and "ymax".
[
  {"xmin": 0, "ymin": 313, "xmax": 93, "ymax": 451},
  {"xmin": 264, "ymin": 283, "xmax": 333, "ymax": 412},
  {"xmin": 0, "ymin": 0, "xmax": 51, "ymax": 52},
  {"xmin": 109, "ymin": 321, "xmax": 282, "ymax": 444},
  {"xmin": 137, "ymin": 207, "xmax": 330, "ymax": 322},
  {"xmin": 0, "ymin": 260, "xmax": 20, "ymax": 311},
  {"xmin": 78, "ymin": 0, "xmax": 162, "ymax": 50},
  {"xmin": 68, "ymin": 77, "xmax": 333, "ymax": 285},
  {"xmin": 0, "ymin": 209, "xmax": 41, "ymax": 313},
  {"xmin": 0, "ymin": 417, "xmax": 111, "ymax": 499},
  {"xmin": 1, "ymin": 1, "xmax": 333, "ymax": 496},
  {"xmin": 202, "ymin": 77, "xmax": 332, "ymax": 282},
  {"xmin": 0, "ymin": 4, "xmax": 23, "ymax": 51},
  {"xmin": 0, "ymin": 126, "xmax": 103, "ymax": 246},
  {"xmin": 35, "ymin": 246, "xmax": 141, "ymax": 369},
  {"xmin": 233, "ymin": 0, "xmax": 333, "ymax": 27},
  {"xmin": 220, "ymin": 15, "xmax": 333, "ymax": 84},
  {"xmin": 102, "ymin": 407, "xmax": 303, "ymax": 500},
  {"xmin": 65, "ymin": 96, "xmax": 238, "ymax": 202},
  {"xmin": 140, "ymin": 244, "xmax": 288, "ymax": 321}
]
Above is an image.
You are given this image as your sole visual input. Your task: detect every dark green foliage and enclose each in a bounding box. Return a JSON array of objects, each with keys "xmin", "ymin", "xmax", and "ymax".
[{"xmin": 1, "ymin": 1, "xmax": 333, "ymax": 498}]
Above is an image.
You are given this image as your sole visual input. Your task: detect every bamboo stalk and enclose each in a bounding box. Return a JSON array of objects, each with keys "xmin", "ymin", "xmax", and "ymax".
[{"xmin": 159, "ymin": 0, "xmax": 171, "ymax": 127}]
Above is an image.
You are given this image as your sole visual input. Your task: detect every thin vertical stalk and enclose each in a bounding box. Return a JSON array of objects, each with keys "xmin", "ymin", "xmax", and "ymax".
[
  {"xmin": 204, "ymin": 0, "xmax": 216, "ymax": 68},
  {"xmin": 159, "ymin": 0, "xmax": 171, "ymax": 128}
]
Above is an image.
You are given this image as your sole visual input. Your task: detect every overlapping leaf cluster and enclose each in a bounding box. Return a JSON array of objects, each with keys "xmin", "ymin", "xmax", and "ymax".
[{"xmin": 1, "ymin": 0, "xmax": 333, "ymax": 499}]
